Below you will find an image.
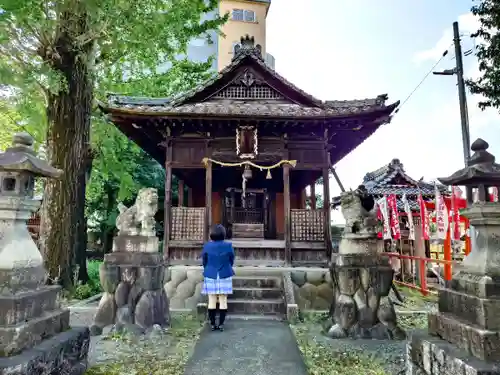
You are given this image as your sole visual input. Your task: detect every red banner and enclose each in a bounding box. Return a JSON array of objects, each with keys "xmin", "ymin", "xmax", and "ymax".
[
  {"xmin": 418, "ymin": 194, "xmax": 430, "ymax": 240},
  {"xmin": 435, "ymin": 186, "xmax": 449, "ymax": 240},
  {"xmin": 451, "ymin": 186, "xmax": 461, "ymax": 240},
  {"xmin": 387, "ymin": 194, "xmax": 401, "ymax": 240},
  {"xmin": 376, "ymin": 204, "xmax": 383, "ymax": 239}
]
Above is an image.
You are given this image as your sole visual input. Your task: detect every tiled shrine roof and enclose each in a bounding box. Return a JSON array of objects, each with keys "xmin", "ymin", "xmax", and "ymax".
[{"xmin": 332, "ymin": 159, "xmax": 448, "ymax": 212}]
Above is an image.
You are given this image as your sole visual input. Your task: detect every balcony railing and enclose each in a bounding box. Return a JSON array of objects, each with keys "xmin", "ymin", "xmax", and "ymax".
[{"xmin": 291, "ymin": 209, "xmax": 325, "ymax": 242}]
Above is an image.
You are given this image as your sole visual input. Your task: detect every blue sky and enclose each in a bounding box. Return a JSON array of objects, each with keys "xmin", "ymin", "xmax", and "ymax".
[{"xmin": 265, "ymin": 0, "xmax": 499, "ymax": 222}]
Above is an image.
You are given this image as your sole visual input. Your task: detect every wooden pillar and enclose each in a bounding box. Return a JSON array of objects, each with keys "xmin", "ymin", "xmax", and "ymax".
[
  {"xmin": 414, "ymin": 223, "xmax": 426, "ymax": 287},
  {"xmin": 322, "ymin": 165, "xmax": 331, "ymax": 243},
  {"xmin": 178, "ymin": 179, "xmax": 184, "ymax": 207},
  {"xmin": 311, "ymin": 183, "xmax": 316, "ymax": 209},
  {"xmin": 205, "ymin": 160, "xmax": 212, "ymax": 241},
  {"xmin": 187, "ymin": 187, "xmax": 193, "ymax": 207},
  {"xmin": 444, "ymin": 227, "xmax": 452, "ymax": 281},
  {"xmin": 283, "ymin": 164, "xmax": 291, "ymax": 264},
  {"xmin": 323, "ymin": 146, "xmax": 332, "ymax": 248},
  {"xmin": 300, "ymin": 189, "xmax": 307, "ymax": 209},
  {"xmin": 163, "ymin": 141, "xmax": 173, "ymax": 261},
  {"xmin": 230, "ymin": 188, "xmax": 236, "ymax": 223}
]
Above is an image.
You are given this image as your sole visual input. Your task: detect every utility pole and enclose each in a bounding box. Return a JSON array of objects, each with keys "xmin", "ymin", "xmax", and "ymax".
[
  {"xmin": 453, "ymin": 21, "xmax": 472, "ymax": 165},
  {"xmin": 433, "ymin": 21, "xmax": 471, "ymax": 166},
  {"xmin": 433, "ymin": 21, "xmax": 475, "ymax": 256}
]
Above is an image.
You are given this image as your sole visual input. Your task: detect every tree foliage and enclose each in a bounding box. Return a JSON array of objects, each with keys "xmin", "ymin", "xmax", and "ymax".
[
  {"xmin": 86, "ymin": 58, "xmax": 217, "ymax": 254},
  {"xmin": 0, "ymin": 0, "xmax": 226, "ymax": 286},
  {"xmin": 468, "ymin": 0, "xmax": 500, "ymax": 109}
]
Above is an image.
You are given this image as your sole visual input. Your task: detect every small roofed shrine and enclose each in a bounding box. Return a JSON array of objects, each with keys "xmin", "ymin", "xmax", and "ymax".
[
  {"xmin": 99, "ymin": 35, "xmax": 399, "ymax": 267},
  {"xmin": 333, "ymin": 158, "xmax": 448, "ymax": 213}
]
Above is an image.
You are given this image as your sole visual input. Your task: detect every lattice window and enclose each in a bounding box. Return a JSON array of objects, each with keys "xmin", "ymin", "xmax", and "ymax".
[
  {"xmin": 213, "ymin": 85, "xmax": 284, "ymax": 100},
  {"xmin": 291, "ymin": 209, "xmax": 325, "ymax": 242},
  {"xmin": 171, "ymin": 207, "xmax": 205, "ymax": 241}
]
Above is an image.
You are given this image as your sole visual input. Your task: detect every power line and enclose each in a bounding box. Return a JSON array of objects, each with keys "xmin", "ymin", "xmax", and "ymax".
[{"xmin": 393, "ymin": 43, "xmax": 453, "ymax": 115}]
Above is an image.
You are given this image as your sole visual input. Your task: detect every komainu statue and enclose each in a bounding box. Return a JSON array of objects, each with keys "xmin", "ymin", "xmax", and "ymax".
[
  {"xmin": 116, "ymin": 188, "xmax": 159, "ymax": 237},
  {"xmin": 90, "ymin": 187, "xmax": 169, "ymax": 336},
  {"xmin": 341, "ymin": 185, "xmax": 378, "ymax": 236},
  {"xmin": 328, "ymin": 186, "xmax": 405, "ymax": 340}
]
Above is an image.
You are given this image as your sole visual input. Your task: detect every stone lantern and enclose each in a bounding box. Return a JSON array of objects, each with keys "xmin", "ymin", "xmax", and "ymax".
[
  {"xmin": 406, "ymin": 138, "xmax": 500, "ymax": 374},
  {"xmin": 0, "ymin": 133, "xmax": 89, "ymax": 374},
  {"xmin": 0, "ymin": 132, "xmax": 61, "ymax": 294}
]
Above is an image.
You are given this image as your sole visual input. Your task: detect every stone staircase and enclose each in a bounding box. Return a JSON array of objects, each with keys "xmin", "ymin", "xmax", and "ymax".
[
  {"xmin": 227, "ymin": 275, "xmax": 285, "ymax": 319},
  {"xmin": 232, "ymin": 223, "xmax": 264, "ymax": 239}
]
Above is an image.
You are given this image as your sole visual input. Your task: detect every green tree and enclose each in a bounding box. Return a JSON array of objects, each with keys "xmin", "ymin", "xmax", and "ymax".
[
  {"xmin": 85, "ymin": 58, "xmax": 216, "ymax": 258},
  {"xmin": 0, "ymin": 0, "xmax": 226, "ymax": 287},
  {"xmin": 468, "ymin": 0, "xmax": 500, "ymax": 109}
]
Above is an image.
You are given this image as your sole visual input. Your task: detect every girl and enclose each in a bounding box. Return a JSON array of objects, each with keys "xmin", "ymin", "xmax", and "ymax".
[{"xmin": 201, "ymin": 224, "xmax": 235, "ymax": 331}]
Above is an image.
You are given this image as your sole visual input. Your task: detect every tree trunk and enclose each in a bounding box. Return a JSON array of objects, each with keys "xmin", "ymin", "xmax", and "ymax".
[
  {"xmin": 76, "ymin": 149, "xmax": 95, "ymax": 283},
  {"xmin": 102, "ymin": 186, "xmax": 117, "ymax": 254},
  {"xmin": 39, "ymin": 10, "xmax": 93, "ymax": 288}
]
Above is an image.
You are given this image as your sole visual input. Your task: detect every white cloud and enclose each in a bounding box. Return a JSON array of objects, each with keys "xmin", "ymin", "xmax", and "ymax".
[
  {"xmin": 414, "ymin": 12, "xmax": 498, "ymax": 131},
  {"xmin": 413, "ymin": 13, "xmax": 480, "ymax": 64}
]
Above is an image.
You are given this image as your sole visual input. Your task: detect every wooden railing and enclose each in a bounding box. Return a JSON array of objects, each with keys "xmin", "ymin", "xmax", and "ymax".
[
  {"xmin": 171, "ymin": 207, "xmax": 205, "ymax": 241},
  {"xmin": 27, "ymin": 213, "xmax": 40, "ymax": 242},
  {"xmin": 291, "ymin": 209, "xmax": 325, "ymax": 242},
  {"xmin": 226, "ymin": 207, "xmax": 264, "ymax": 224}
]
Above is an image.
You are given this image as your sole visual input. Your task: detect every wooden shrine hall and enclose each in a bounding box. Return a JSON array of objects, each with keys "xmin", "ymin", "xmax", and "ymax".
[{"xmin": 99, "ymin": 35, "xmax": 399, "ymax": 267}]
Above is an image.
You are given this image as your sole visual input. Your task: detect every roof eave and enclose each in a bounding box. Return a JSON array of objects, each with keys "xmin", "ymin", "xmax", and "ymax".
[{"xmin": 98, "ymin": 100, "xmax": 399, "ymax": 121}]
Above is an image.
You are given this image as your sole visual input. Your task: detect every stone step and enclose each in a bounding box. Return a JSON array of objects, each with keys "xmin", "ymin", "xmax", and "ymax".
[
  {"xmin": 231, "ymin": 287, "xmax": 282, "ymax": 300},
  {"xmin": 233, "ymin": 276, "xmax": 281, "ymax": 289},
  {"xmin": 227, "ymin": 298, "xmax": 285, "ymax": 315},
  {"xmin": 232, "ymin": 223, "xmax": 264, "ymax": 230},
  {"xmin": 226, "ymin": 314, "xmax": 285, "ymax": 321},
  {"xmin": 232, "ymin": 232, "xmax": 264, "ymax": 239}
]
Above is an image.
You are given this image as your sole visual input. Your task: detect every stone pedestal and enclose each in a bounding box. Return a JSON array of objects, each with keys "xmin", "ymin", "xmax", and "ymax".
[
  {"xmin": 90, "ymin": 197, "xmax": 170, "ymax": 336},
  {"xmin": 0, "ymin": 133, "xmax": 89, "ymax": 374},
  {"xmin": 328, "ymin": 252, "xmax": 405, "ymax": 339},
  {"xmin": 406, "ymin": 139, "xmax": 500, "ymax": 374},
  {"xmin": 327, "ymin": 189, "xmax": 405, "ymax": 340},
  {"xmin": 112, "ymin": 234, "xmax": 159, "ymax": 253}
]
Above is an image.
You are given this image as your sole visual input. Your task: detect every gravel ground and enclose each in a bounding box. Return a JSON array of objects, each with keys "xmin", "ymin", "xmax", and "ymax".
[
  {"xmin": 70, "ymin": 293, "xmax": 432, "ymax": 374},
  {"xmin": 298, "ymin": 322, "xmax": 409, "ymax": 375},
  {"xmin": 70, "ymin": 308, "xmax": 105, "ymax": 366},
  {"xmin": 70, "ymin": 307, "xmax": 203, "ymax": 375}
]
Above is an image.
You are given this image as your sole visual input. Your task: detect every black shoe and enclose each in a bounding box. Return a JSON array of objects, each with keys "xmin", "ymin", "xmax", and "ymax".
[{"xmin": 218, "ymin": 324, "xmax": 224, "ymax": 332}]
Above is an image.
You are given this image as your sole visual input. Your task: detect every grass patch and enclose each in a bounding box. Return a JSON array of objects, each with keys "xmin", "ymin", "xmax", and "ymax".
[
  {"xmin": 398, "ymin": 313, "xmax": 428, "ymax": 330},
  {"xmin": 85, "ymin": 313, "xmax": 203, "ymax": 375},
  {"xmin": 62, "ymin": 260, "xmax": 103, "ymax": 301},
  {"xmin": 398, "ymin": 285, "xmax": 437, "ymax": 311},
  {"xmin": 291, "ymin": 323, "xmax": 387, "ymax": 375}
]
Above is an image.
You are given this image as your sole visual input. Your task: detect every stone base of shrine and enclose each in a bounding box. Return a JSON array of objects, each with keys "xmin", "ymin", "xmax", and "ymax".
[
  {"xmin": 0, "ymin": 326, "xmax": 90, "ymax": 375},
  {"xmin": 406, "ymin": 330, "xmax": 500, "ymax": 375}
]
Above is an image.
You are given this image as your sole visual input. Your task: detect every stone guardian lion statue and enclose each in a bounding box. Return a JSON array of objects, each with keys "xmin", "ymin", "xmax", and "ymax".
[
  {"xmin": 340, "ymin": 185, "xmax": 378, "ymax": 236},
  {"xmin": 116, "ymin": 188, "xmax": 159, "ymax": 237}
]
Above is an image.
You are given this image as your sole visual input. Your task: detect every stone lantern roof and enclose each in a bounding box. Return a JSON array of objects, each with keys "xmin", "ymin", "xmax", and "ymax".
[
  {"xmin": 0, "ymin": 132, "xmax": 62, "ymax": 178},
  {"xmin": 438, "ymin": 138, "xmax": 500, "ymax": 187}
]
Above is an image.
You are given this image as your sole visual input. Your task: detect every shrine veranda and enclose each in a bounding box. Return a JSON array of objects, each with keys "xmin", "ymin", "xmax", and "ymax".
[{"xmin": 99, "ymin": 35, "xmax": 399, "ymax": 269}]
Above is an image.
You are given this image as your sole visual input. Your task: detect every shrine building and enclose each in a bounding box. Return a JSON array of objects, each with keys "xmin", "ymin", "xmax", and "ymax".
[{"xmin": 99, "ymin": 35, "xmax": 399, "ymax": 267}]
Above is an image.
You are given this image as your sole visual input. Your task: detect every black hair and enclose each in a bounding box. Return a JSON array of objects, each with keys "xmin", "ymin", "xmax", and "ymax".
[{"xmin": 209, "ymin": 224, "xmax": 226, "ymax": 241}]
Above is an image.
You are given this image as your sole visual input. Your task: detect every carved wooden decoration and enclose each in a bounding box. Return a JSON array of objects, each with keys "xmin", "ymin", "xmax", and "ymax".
[
  {"xmin": 236, "ymin": 126, "xmax": 258, "ymax": 159},
  {"xmin": 212, "ymin": 69, "xmax": 284, "ymax": 100}
]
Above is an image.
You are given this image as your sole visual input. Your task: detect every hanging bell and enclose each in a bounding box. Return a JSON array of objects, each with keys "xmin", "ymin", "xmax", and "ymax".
[
  {"xmin": 243, "ymin": 164, "xmax": 252, "ymax": 179},
  {"xmin": 266, "ymin": 170, "xmax": 272, "ymax": 179}
]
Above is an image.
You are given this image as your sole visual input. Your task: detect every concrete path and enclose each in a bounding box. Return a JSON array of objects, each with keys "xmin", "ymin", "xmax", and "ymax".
[{"xmin": 184, "ymin": 319, "xmax": 308, "ymax": 375}]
